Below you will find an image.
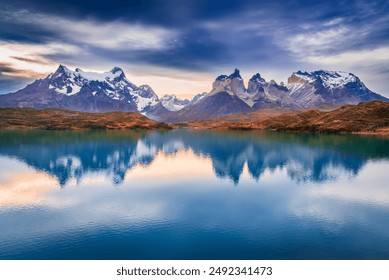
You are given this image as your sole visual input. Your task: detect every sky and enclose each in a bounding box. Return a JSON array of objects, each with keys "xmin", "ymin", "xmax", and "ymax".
[{"xmin": 0, "ymin": 0, "xmax": 388, "ymax": 98}]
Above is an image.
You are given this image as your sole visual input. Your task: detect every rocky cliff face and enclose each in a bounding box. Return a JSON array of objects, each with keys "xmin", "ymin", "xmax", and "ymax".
[{"xmin": 210, "ymin": 68, "xmax": 246, "ymax": 96}]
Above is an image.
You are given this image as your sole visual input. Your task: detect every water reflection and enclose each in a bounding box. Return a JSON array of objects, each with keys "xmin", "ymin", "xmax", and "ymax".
[
  {"xmin": 1, "ymin": 130, "xmax": 389, "ymax": 259},
  {"xmin": 0, "ymin": 130, "xmax": 388, "ymax": 186}
]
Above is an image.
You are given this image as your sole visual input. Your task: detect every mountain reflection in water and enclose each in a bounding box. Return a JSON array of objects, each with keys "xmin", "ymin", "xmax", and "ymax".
[
  {"xmin": 1, "ymin": 129, "xmax": 389, "ymax": 260},
  {"xmin": 0, "ymin": 129, "xmax": 388, "ymax": 187}
]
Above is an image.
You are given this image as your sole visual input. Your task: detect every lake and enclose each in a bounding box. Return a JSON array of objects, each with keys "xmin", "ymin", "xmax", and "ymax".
[{"xmin": 0, "ymin": 129, "xmax": 389, "ymax": 259}]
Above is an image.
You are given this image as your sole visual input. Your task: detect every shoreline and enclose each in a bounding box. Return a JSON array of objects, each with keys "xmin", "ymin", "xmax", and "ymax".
[{"xmin": 1, "ymin": 101, "xmax": 388, "ymax": 136}]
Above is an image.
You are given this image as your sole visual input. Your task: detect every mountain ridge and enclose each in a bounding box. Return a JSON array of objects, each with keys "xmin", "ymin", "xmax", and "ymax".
[{"xmin": 0, "ymin": 65, "xmax": 387, "ymax": 123}]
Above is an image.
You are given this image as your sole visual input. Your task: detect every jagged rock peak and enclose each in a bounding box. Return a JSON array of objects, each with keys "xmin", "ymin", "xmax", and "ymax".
[
  {"xmin": 216, "ymin": 68, "xmax": 242, "ymax": 81},
  {"xmin": 215, "ymin": 74, "xmax": 228, "ymax": 81},
  {"xmin": 57, "ymin": 64, "xmax": 69, "ymax": 71},
  {"xmin": 110, "ymin": 66, "xmax": 124, "ymax": 74},
  {"xmin": 228, "ymin": 68, "xmax": 242, "ymax": 79},
  {"xmin": 54, "ymin": 64, "xmax": 71, "ymax": 75},
  {"xmin": 250, "ymin": 73, "xmax": 266, "ymax": 83}
]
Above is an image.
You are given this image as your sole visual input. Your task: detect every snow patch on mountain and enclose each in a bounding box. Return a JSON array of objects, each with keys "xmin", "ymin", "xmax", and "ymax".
[
  {"xmin": 135, "ymin": 95, "xmax": 158, "ymax": 111},
  {"xmin": 45, "ymin": 65, "xmax": 160, "ymax": 113},
  {"xmin": 293, "ymin": 70, "xmax": 359, "ymax": 88},
  {"xmin": 190, "ymin": 92, "xmax": 207, "ymax": 104},
  {"xmin": 160, "ymin": 94, "xmax": 190, "ymax": 111},
  {"xmin": 73, "ymin": 67, "xmax": 124, "ymax": 82}
]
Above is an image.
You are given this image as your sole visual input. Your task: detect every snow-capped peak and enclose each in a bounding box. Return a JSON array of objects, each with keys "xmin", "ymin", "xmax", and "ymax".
[
  {"xmin": 71, "ymin": 67, "xmax": 125, "ymax": 82},
  {"xmin": 292, "ymin": 70, "xmax": 358, "ymax": 88},
  {"xmin": 44, "ymin": 64, "xmax": 160, "ymax": 112},
  {"xmin": 52, "ymin": 64, "xmax": 72, "ymax": 77},
  {"xmin": 52, "ymin": 65, "xmax": 127, "ymax": 84}
]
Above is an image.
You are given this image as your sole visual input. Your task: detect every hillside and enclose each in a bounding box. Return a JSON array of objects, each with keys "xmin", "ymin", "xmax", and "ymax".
[
  {"xmin": 181, "ymin": 101, "xmax": 389, "ymax": 135},
  {"xmin": 0, "ymin": 108, "xmax": 171, "ymax": 130}
]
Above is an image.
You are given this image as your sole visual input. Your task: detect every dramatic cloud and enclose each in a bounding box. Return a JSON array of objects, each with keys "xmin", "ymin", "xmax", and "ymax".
[
  {"xmin": 0, "ymin": 0, "xmax": 388, "ymax": 96},
  {"xmin": 1, "ymin": 9, "xmax": 177, "ymax": 51}
]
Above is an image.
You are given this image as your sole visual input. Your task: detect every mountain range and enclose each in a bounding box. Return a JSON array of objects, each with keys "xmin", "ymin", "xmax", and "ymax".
[{"xmin": 0, "ymin": 65, "xmax": 387, "ymax": 123}]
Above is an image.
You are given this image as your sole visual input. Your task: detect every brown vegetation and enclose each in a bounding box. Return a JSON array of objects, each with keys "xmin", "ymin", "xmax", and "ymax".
[
  {"xmin": 179, "ymin": 101, "xmax": 389, "ymax": 135},
  {"xmin": 0, "ymin": 108, "xmax": 171, "ymax": 130},
  {"xmin": 1, "ymin": 102, "xmax": 388, "ymax": 136}
]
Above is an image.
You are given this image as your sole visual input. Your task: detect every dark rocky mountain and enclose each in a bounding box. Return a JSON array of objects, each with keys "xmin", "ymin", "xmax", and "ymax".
[
  {"xmin": 144, "ymin": 102, "xmax": 177, "ymax": 122},
  {"xmin": 145, "ymin": 93, "xmax": 209, "ymax": 122},
  {"xmin": 189, "ymin": 92, "xmax": 208, "ymax": 104},
  {"xmin": 166, "ymin": 91, "xmax": 252, "ymax": 122}
]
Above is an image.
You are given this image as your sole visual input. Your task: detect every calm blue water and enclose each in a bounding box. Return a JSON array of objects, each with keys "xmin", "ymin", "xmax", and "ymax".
[{"xmin": 0, "ymin": 129, "xmax": 389, "ymax": 259}]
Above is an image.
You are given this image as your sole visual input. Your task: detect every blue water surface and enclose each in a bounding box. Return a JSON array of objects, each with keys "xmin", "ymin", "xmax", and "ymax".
[{"xmin": 0, "ymin": 129, "xmax": 388, "ymax": 259}]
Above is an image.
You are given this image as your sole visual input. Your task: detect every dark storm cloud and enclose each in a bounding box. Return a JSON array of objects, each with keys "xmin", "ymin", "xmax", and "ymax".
[
  {"xmin": 2, "ymin": 0, "xmax": 255, "ymax": 26},
  {"xmin": 0, "ymin": 20, "xmax": 57, "ymax": 44},
  {"xmin": 124, "ymin": 30, "xmax": 228, "ymax": 70},
  {"xmin": 1, "ymin": 0, "xmax": 388, "ymax": 67},
  {"xmin": 0, "ymin": 0, "xmax": 388, "ymax": 94}
]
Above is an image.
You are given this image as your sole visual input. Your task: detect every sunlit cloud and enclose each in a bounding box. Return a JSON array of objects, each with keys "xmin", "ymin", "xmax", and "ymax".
[{"xmin": 0, "ymin": 42, "xmax": 82, "ymax": 76}]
